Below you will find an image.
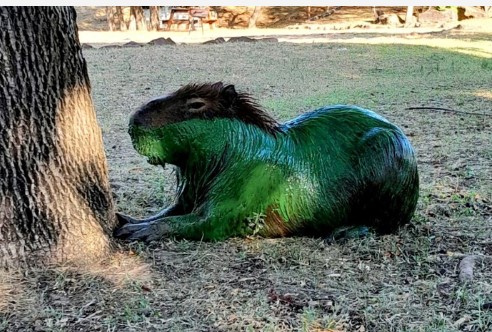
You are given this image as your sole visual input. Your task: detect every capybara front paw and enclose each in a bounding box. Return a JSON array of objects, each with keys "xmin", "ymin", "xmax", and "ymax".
[
  {"xmin": 114, "ymin": 221, "xmax": 167, "ymax": 242},
  {"xmin": 115, "ymin": 212, "xmax": 143, "ymax": 227}
]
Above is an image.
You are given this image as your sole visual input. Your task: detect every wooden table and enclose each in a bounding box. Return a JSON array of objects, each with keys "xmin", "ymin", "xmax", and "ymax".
[
  {"xmin": 162, "ymin": 7, "xmax": 217, "ymax": 32},
  {"xmin": 190, "ymin": 8, "xmax": 218, "ymax": 33},
  {"xmin": 163, "ymin": 7, "xmax": 191, "ymax": 31}
]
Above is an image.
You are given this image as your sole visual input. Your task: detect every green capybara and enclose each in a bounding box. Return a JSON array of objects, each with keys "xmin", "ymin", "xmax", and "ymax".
[{"xmin": 115, "ymin": 82, "xmax": 419, "ymax": 242}]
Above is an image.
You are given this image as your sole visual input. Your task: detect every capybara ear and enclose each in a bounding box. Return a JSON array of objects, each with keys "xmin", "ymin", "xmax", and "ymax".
[
  {"xmin": 211, "ymin": 81, "xmax": 224, "ymax": 91},
  {"xmin": 221, "ymin": 84, "xmax": 238, "ymax": 107}
]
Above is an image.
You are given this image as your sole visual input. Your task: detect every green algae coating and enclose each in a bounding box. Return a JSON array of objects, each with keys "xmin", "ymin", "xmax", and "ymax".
[{"xmin": 128, "ymin": 105, "xmax": 419, "ymax": 241}]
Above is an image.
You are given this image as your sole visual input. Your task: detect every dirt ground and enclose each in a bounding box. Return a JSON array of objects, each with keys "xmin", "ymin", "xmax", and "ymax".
[{"xmin": 1, "ymin": 6, "xmax": 491, "ymax": 332}]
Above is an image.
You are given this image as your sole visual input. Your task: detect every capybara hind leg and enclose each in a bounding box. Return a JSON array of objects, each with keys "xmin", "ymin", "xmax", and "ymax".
[{"xmin": 355, "ymin": 128, "xmax": 419, "ymax": 233}]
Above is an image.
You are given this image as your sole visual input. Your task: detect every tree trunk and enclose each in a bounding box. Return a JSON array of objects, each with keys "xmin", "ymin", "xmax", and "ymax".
[
  {"xmin": 131, "ymin": 6, "xmax": 146, "ymax": 31},
  {"xmin": 128, "ymin": 6, "xmax": 137, "ymax": 31},
  {"xmin": 307, "ymin": 6, "xmax": 311, "ymax": 20},
  {"xmin": 405, "ymin": 6, "xmax": 414, "ymax": 27},
  {"xmin": 149, "ymin": 6, "xmax": 160, "ymax": 31},
  {"xmin": 0, "ymin": 7, "xmax": 116, "ymax": 269},
  {"xmin": 106, "ymin": 6, "xmax": 127, "ymax": 31},
  {"xmin": 116, "ymin": 6, "xmax": 127, "ymax": 31},
  {"xmin": 106, "ymin": 6, "xmax": 117, "ymax": 31},
  {"xmin": 248, "ymin": 6, "xmax": 261, "ymax": 28}
]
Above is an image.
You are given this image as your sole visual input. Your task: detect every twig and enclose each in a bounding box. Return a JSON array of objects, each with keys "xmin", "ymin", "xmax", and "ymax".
[
  {"xmin": 405, "ymin": 106, "xmax": 492, "ymax": 117},
  {"xmin": 75, "ymin": 310, "xmax": 103, "ymax": 324}
]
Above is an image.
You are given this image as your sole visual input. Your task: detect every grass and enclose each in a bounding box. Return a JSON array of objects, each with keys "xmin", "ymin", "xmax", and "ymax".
[{"xmin": 1, "ymin": 34, "xmax": 491, "ymax": 331}]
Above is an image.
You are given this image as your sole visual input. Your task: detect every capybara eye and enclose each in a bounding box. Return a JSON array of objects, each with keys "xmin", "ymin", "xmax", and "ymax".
[{"xmin": 189, "ymin": 102, "xmax": 205, "ymax": 109}]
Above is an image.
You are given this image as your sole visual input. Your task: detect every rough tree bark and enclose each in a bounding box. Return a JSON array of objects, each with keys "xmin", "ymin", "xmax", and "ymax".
[
  {"xmin": 149, "ymin": 6, "xmax": 160, "ymax": 31},
  {"xmin": 0, "ymin": 7, "xmax": 116, "ymax": 269},
  {"xmin": 248, "ymin": 6, "xmax": 261, "ymax": 28}
]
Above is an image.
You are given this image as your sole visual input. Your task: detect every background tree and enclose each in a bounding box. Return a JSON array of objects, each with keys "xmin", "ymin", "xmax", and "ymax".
[
  {"xmin": 405, "ymin": 6, "xmax": 414, "ymax": 27},
  {"xmin": 106, "ymin": 6, "xmax": 117, "ymax": 31},
  {"xmin": 485, "ymin": 6, "xmax": 492, "ymax": 17},
  {"xmin": 128, "ymin": 6, "xmax": 146, "ymax": 31},
  {"xmin": 135, "ymin": 6, "xmax": 146, "ymax": 31},
  {"xmin": 128, "ymin": 7, "xmax": 137, "ymax": 30},
  {"xmin": 105, "ymin": 6, "xmax": 126, "ymax": 31},
  {"xmin": 0, "ymin": 7, "xmax": 116, "ymax": 269},
  {"xmin": 248, "ymin": 6, "xmax": 261, "ymax": 28},
  {"xmin": 116, "ymin": 7, "xmax": 127, "ymax": 31},
  {"xmin": 149, "ymin": 6, "xmax": 161, "ymax": 31}
]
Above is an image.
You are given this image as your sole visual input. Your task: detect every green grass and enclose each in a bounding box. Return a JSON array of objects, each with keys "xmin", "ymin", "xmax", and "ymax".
[{"xmin": 1, "ymin": 37, "xmax": 491, "ymax": 331}]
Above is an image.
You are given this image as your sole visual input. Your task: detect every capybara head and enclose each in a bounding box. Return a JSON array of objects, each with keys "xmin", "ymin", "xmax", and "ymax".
[
  {"xmin": 130, "ymin": 82, "xmax": 279, "ymax": 133},
  {"xmin": 128, "ymin": 82, "xmax": 280, "ymax": 164}
]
